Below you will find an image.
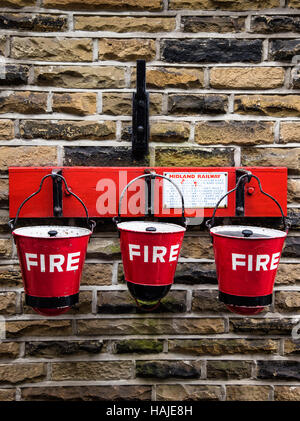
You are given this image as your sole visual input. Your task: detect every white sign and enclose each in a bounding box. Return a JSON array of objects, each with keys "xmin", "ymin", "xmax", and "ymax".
[{"xmin": 163, "ymin": 172, "xmax": 228, "ymax": 209}]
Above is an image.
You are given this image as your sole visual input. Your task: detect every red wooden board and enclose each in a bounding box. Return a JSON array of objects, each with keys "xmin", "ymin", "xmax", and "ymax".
[{"xmin": 9, "ymin": 167, "xmax": 287, "ymax": 219}]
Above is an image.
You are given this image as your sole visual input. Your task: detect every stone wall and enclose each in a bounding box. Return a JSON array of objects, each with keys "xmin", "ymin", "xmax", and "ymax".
[{"xmin": 0, "ymin": 0, "xmax": 299, "ymax": 401}]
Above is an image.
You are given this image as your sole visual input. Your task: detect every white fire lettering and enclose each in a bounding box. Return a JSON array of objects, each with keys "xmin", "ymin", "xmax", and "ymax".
[
  {"xmin": 25, "ymin": 252, "xmax": 81, "ymax": 272},
  {"xmin": 232, "ymin": 252, "xmax": 281, "ymax": 272},
  {"xmin": 152, "ymin": 246, "xmax": 167, "ymax": 263},
  {"xmin": 128, "ymin": 244, "xmax": 180, "ymax": 263},
  {"xmin": 129, "ymin": 244, "xmax": 141, "ymax": 261}
]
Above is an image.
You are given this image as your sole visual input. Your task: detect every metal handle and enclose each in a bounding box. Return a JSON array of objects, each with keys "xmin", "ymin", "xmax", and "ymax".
[
  {"xmin": 206, "ymin": 173, "xmax": 289, "ymax": 232},
  {"xmin": 113, "ymin": 173, "xmax": 186, "ymax": 227},
  {"xmin": 8, "ymin": 173, "xmax": 96, "ymax": 232}
]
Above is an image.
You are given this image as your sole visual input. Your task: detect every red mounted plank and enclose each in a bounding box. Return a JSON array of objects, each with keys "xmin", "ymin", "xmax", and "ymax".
[{"xmin": 9, "ymin": 166, "xmax": 287, "ymax": 219}]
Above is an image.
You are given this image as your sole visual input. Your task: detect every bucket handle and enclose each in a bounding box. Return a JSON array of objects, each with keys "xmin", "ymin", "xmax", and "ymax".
[
  {"xmin": 8, "ymin": 173, "xmax": 96, "ymax": 232},
  {"xmin": 113, "ymin": 173, "xmax": 186, "ymax": 228},
  {"xmin": 206, "ymin": 173, "xmax": 289, "ymax": 233}
]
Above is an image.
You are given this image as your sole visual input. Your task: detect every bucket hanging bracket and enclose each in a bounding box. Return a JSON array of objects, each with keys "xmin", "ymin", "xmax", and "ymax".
[
  {"xmin": 235, "ymin": 169, "xmax": 252, "ymax": 216},
  {"xmin": 52, "ymin": 169, "xmax": 63, "ymax": 217}
]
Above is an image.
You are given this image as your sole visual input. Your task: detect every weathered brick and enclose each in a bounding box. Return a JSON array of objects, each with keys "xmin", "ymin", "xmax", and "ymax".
[
  {"xmin": 64, "ymin": 146, "xmax": 149, "ymax": 167},
  {"xmin": 25, "ymin": 341, "xmax": 104, "ymax": 358},
  {"xmin": 99, "ymin": 38, "xmax": 156, "ymax": 61},
  {"xmin": 155, "ymin": 147, "xmax": 235, "ymax": 167},
  {"xmin": 0, "ymin": 240, "xmax": 12, "ymax": 258},
  {"xmin": 292, "ymin": 68, "xmax": 300, "ymax": 89},
  {"xmin": 11, "ymin": 37, "xmax": 93, "ymax": 61},
  {"xmin": 195, "ymin": 121, "xmax": 274, "ymax": 145},
  {"xmin": 182, "ymin": 16, "xmax": 245, "ymax": 33},
  {"xmin": 275, "ymin": 291, "xmax": 300, "ymax": 312},
  {"xmin": 241, "ymin": 148, "xmax": 300, "ymax": 175},
  {"xmin": 0, "ymin": 363, "xmax": 46, "ymax": 384},
  {"xmin": 149, "ymin": 121, "xmax": 190, "ymax": 142},
  {"xmin": 226, "ymin": 385, "xmax": 271, "ymax": 401},
  {"xmin": 113, "ymin": 339, "xmax": 163, "ymax": 354},
  {"xmin": 52, "ymin": 93, "xmax": 97, "ymax": 116},
  {"xmin": 230, "ymin": 318, "xmax": 294, "ymax": 335},
  {"xmin": 207, "ymin": 360, "xmax": 252, "ymax": 379},
  {"xmin": 52, "ymin": 361, "xmax": 133, "ymax": 381},
  {"xmin": 283, "ymin": 236, "xmax": 300, "ymax": 258},
  {"xmin": 43, "ymin": 0, "xmax": 163, "ymax": 11},
  {"xmin": 22, "ymin": 385, "xmax": 151, "ymax": 401},
  {"xmin": 288, "ymin": 179, "xmax": 300, "ymax": 203},
  {"xmin": 275, "ymin": 386, "xmax": 300, "ymax": 400},
  {"xmin": 34, "ymin": 66, "xmax": 125, "ymax": 89},
  {"xmin": 270, "ymin": 39, "xmax": 300, "ymax": 61},
  {"xmin": 0, "ymin": 389, "xmax": 15, "ymax": 401},
  {"xmin": 102, "ymin": 93, "xmax": 162, "ymax": 116},
  {"xmin": 192, "ymin": 290, "xmax": 228, "ymax": 313},
  {"xmin": 20, "ymin": 120, "xmax": 115, "ymax": 141},
  {"xmin": 0, "ymin": 265, "xmax": 22, "ymax": 287},
  {"xmin": 87, "ymin": 237, "xmax": 120, "ymax": 259},
  {"xmin": 284, "ymin": 339, "xmax": 300, "ymax": 355},
  {"xmin": 251, "ymin": 15, "xmax": 300, "ymax": 33},
  {"xmin": 281, "ymin": 122, "xmax": 300, "ymax": 143},
  {"xmin": 174, "ymin": 263, "xmax": 217, "ymax": 285},
  {"xmin": 81, "ymin": 263, "xmax": 112, "ymax": 286},
  {"xmin": 169, "ymin": 338, "xmax": 279, "ymax": 355},
  {"xmin": 235, "ymin": 95, "xmax": 300, "ymax": 117},
  {"xmin": 0, "ymin": 65, "xmax": 29, "ymax": 86},
  {"xmin": 162, "ymin": 39, "xmax": 263, "ymax": 63},
  {"xmin": 288, "ymin": 209, "xmax": 300, "ymax": 229},
  {"xmin": 6, "ymin": 320, "xmax": 72, "ymax": 338},
  {"xmin": 169, "ymin": 0, "xmax": 280, "ymax": 10},
  {"xmin": 168, "ymin": 94, "xmax": 227, "ymax": 115},
  {"xmin": 156, "ymin": 384, "xmax": 222, "ymax": 401},
  {"xmin": 131, "ymin": 67, "xmax": 204, "ymax": 89},
  {"xmin": 136, "ymin": 360, "xmax": 202, "ymax": 379},
  {"xmin": 0, "ymin": 91, "xmax": 47, "ymax": 114},
  {"xmin": 0, "ymin": 14, "xmax": 68, "ymax": 31},
  {"xmin": 0, "ymin": 36, "xmax": 6, "ymax": 56},
  {"xmin": 276, "ymin": 264, "xmax": 300, "ymax": 285},
  {"xmin": 181, "ymin": 236, "xmax": 214, "ymax": 259},
  {"xmin": 64, "ymin": 290, "xmax": 93, "ymax": 315},
  {"xmin": 210, "ymin": 67, "xmax": 284, "ymax": 89},
  {"xmin": 258, "ymin": 361, "xmax": 300, "ymax": 380},
  {"xmin": 75, "ymin": 16, "xmax": 175, "ymax": 32},
  {"xmin": 290, "ymin": 0, "xmax": 300, "ymax": 7},
  {"xmin": 0, "ymin": 146, "xmax": 57, "ymax": 173},
  {"xmin": 77, "ymin": 318, "xmax": 225, "ymax": 336},
  {"xmin": 0, "ymin": 180, "xmax": 9, "ymax": 203},
  {"xmin": 98, "ymin": 290, "xmax": 187, "ymax": 314},
  {"xmin": 0, "ymin": 292, "xmax": 16, "ymax": 315},
  {"xmin": 0, "ymin": 120, "xmax": 14, "ymax": 140},
  {"xmin": 0, "ymin": 343, "xmax": 19, "ymax": 359},
  {"xmin": 0, "ymin": 0, "xmax": 35, "ymax": 6}
]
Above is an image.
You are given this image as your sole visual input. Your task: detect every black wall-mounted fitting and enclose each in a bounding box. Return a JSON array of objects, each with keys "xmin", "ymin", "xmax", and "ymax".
[
  {"xmin": 235, "ymin": 169, "xmax": 252, "ymax": 216},
  {"xmin": 132, "ymin": 60, "xmax": 150, "ymax": 160},
  {"xmin": 52, "ymin": 169, "xmax": 63, "ymax": 217}
]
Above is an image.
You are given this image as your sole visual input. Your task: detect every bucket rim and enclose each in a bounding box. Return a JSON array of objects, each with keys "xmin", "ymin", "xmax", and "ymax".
[
  {"xmin": 210, "ymin": 224, "xmax": 287, "ymax": 239},
  {"xmin": 12, "ymin": 225, "xmax": 92, "ymax": 239},
  {"xmin": 117, "ymin": 221, "xmax": 186, "ymax": 234}
]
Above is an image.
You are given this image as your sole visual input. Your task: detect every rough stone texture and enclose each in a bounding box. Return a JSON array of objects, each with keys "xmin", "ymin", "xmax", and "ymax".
[
  {"xmin": 22, "ymin": 385, "xmax": 151, "ymax": 401},
  {"xmin": 0, "ymin": 65, "xmax": 29, "ymax": 86},
  {"xmin": 241, "ymin": 148, "xmax": 300, "ymax": 175},
  {"xmin": 43, "ymin": 0, "xmax": 163, "ymax": 10},
  {"xmin": 113, "ymin": 339, "xmax": 163, "ymax": 354},
  {"xmin": 25, "ymin": 341, "xmax": 104, "ymax": 358},
  {"xmin": 226, "ymin": 386, "xmax": 271, "ymax": 401},
  {"xmin": 275, "ymin": 264, "xmax": 300, "ymax": 285},
  {"xmin": 34, "ymin": 66, "xmax": 125, "ymax": 89},
  {"xmin": 169, "ymin": 0, "xmax": 280, "ymax": 10},
  {"xmin": 87, "ymin": 238, "xmax": 120, "ymax": 259},
  {"xmin": 251, "ymin": 15, "xmax": 300, "ymax": 33},
  {"xmin": 181, "ymin": 236, "xmax": 214, "ymax": 259},
  {"xmin": 156, "ymin": 384, "xmax": 222, "ymax": 401},
  {"xmin": 174, "ymin": 263, "xmax": 217, "ymax": 285},
  {"xmin": 275, "ymin": 291, "xmax": 300, "ymax": 312},
  {"xmin": 235, "ymin": 95, "xmax": 300, "ymax": 117},
  {"xmin": 230, "ymin": 318, "xmax": 295, "ymax": 335},
  {"xmin": 207, "ymin": 360, "xmax": 252, "ymax": 379},
  {"xmin": 270, "ymin": 39, "xmax": 300, "ymax": 61},
  {"xmin": 102, "ymin": 93, "xmax": 162, "ymax": 116},
  {"xmin": 168, "ymin": 94, "xmax": 227, "ymax": 115},
  {"xmin": 195, "ymin": 121, "xmax": 274, "ymax": 145},
  {"xmin": 6, "ymin": 320, "xmax": 72, "ymax": 338},
  {"xmin": 0, "ymin": 120, "xmax": 14, "ymax": 140},
  {"xmin": 0, "ymin": 179, "xmax": 9, "ymax": 203},
  {"xmin": 75, "ymin": 16, "xmax": 175, "ymax": 32},
  {"xmin": 282, "ymin": 236, "xmax": 300, "ymax": 258},
  {"xmin": 0, "ymin": 389, "xmax": 15, "ymax": 401},
  {"xmin": 81, "ymin": 264, "xmax": 112, "ymax": 286},
  {"xmin": 258, "ymin": 361, "xmax": 300, "ymax": 380},
  {"xmin": 292, "ymin": 68, "xmax": 300, "ymax": 89},
  {"xmin": 136, "ymin": 360, "xmax": 202, "ymax": 379},
  {"xmin": 52, "ymin": 361, "xmax": 133, "ymax": 381},
  {"xmin": 77, "ymin": 318, "xmax": 225, "ymax": 336},
  {"xmin": 0, "ymin": 146, "xmax": 57, "ymax": 173},
  {"xmin": 182, "ymin": 16, "xmax": 245, "ymax": 33},
  {"xmin": 210, "ymin": 67, "xmax": 284, "ymax": 89},
  {"xmin": 155, "ymin": 147, "xmax": 235, "ymax": 167},
  {"xmin": 0, "ymin": 0, "xmax": 35, "ymax": 6},
  {"xmin": 0, "ymin": 363, "xmax": 46, "ymax": 384},
  {"xmin": 162, "ymin": 39, "xmax": 262, "ymax": 63},
  {"xmin": 0, "ymin": 36, "xmax": 6, "ymax": 56},
  {"xmin": 0, "ymin": 292, "xmax": 16, "ymax": 315},
  {"xmin": 11, "ymin": 37, "xmax": 93, "ymax": 61},
  {"xmin": 0, "ymin": 91, "xmax": 47, "ymax": 114},
  {"xmin": 0, "ymin": 266, "xmax": 22, "ymax": 287},
  {"xmin": 288, "ymin": 180, "xmax": 300, "ymax": 203},
  {"xmin": 149, "ymin": 121, "xmax": 190, "ymax": 142},
  {"xmin": 99, "ymin": 38, "xmax": 156, "ymax": 61},
  {"xmin": 192, "ymin": 290, "xmax": 227, "ymax": 313},
  {"xmin": 52, "ymin": 93, "xmax": 97, "ymax": 116},
  {"xmin": 281, "ymin": 122, "xmax": 300, "ymax": 143},
  {"xmin": 0, "ymin": 343, "xmax": 19, "ymax": 359},
  {"xmin": 20, "ymin": 120, "xmax": 116, "ymax": 140},
  {"xmin": 290, "ymin": 0, "xmax": 300, "ymax": 7},
  {"xmin": 284, "ymin": 340, "xmax": 300, "ymax": 355},
  {"xmin": 169, "ymin": 339, "xmax": 279, "ymax": 355},
  {"xmin": 275, "ymin": 386, "xmax": 300, "ymax": 401},
  {"xmin": 0, "ymin": 14, "xmax": 68, "ymax": 32},
  {"xmin": 131, "ymin": 67, "xmax": 204, "ymax": 89},
  {"xmin": 0, "ymin": 240, "xmax": 12, "ymax": 258}
]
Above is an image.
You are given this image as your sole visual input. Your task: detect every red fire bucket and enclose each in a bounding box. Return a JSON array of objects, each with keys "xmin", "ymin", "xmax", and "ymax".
[
  {"xmin": 114, "ymin": 173, "xmax": 186, "ymax": 310},
  {"xmin": 9, "ymin": 172, "xmax": 95, "ymax": 316},
  {"xmin": 207, "ymin": 172, "xmax": 288, "ymax": 315}
]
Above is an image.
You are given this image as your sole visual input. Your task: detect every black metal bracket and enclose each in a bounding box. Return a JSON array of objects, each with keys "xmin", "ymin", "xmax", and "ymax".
[
  {"xmin": 235, "ymin": 169, "xmax": 252, "ymax": 216},
  {"xmin": 132, "ymin": 60, "xmax": 150, "ymax": 160},
  {"xmin": 52, "ymin": 169, "xmax": 63, "ymax": 217},
  {"xmin": 144, "ymin": 169, "xmax": 156, "ymax": 217}
]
